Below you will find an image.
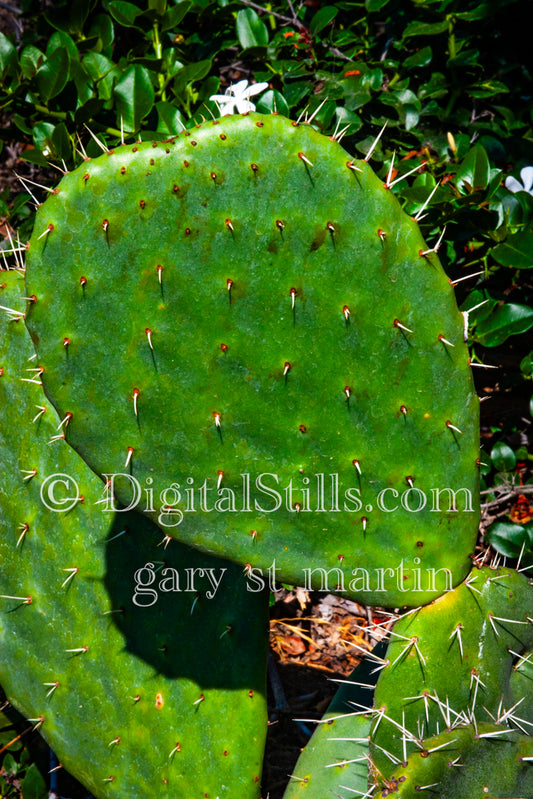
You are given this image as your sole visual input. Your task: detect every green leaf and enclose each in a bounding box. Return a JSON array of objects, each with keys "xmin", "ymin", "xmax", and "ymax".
[
  {"xmin": 492, "ymin": 231, "xmax": 533, "ymax": 269},
  {"xmin": 70, "ymin": 0, "xmax": 92, "ymax": 32},
  {"xmin": 283, "ymin": 81, "xmax": 311, "ymax": 108},
  {"xmin": 114, "ymin": 65, "xmax": 155, "ymax": 132},
  {"xmin": 107, "ymin": 1, "xmax": 143, "ymax": 26},
  {"xmin": 403, "ymin": 19, "xmax": 449, "ymax": 37},
  {"xmin": 149, "ymin": 0, "xmax": 167, "ymax": 13},
  {"xmin": 469, "ymin": 79, "xmax": 509, "ymax": 98},
  {"xmin": 365, "ymin": 0, "xmax": 391, "ymax": 10},
  {"xmin": 332, "ymin": 105, "xmax": 362, "ymax": 134},
  {"xmin": 455, "ymin": 4, "xmax": 498, "ymax": 20},
  {"xmin": 455, "ymin": 145, "xmax": 490, "ymax": 193},
  {"xmin": 20, "ymin": 148, "xmax": 51, "ymax": 168},
  {"xmin": 525, "ymin": 520, "xmax": 533, "ymax": 546},
  {"xmin": 44, "ymin": 0, "xmax": 91, "ymax": 34},
  {"xmin": 309, "ymin": 6, "xmax": 339, "ymax": 35},
  {"xmin": 87, "ymin": 13, "xmax": 115, "ymax": 55},
  {"xmin": 20, "ymin": 46, "xmax": 45, "ymax": 79},
  {"xmin": 401, "ymin": 173, "xmax": 451, "ymax": 212},
  {"xmin": 1, "ymin": 753, "xmax": 17, "ymax": 775},
  {"xmin": 491, "ymin": 441, "xmax": 517, "ymax": 472},
  {"xmin": 365, "ymin": 67, "xmax": 383, "ymax": 91},
  {"xmin": 419, "ymin": 71, "xmax": 447, "ymax": 99},
  {"xmin": 448, "ymin": 47, "xmax": 481, "ymax": 69},
  {"xmin": 461, "ymin": 289, "xmax": 498, "ymax": 323},
  {"xmin": 486, "ymin": 521, "xmax": 529, "ymax": 559},
  {"xmin": 21, "ymin": 764, "xmax": 47, "ymax": 799},
  {"xmin": 403, "ymin": 45, "xmax": 432, "ymax": 69},
  {"xmin": 83, "ymin": 53, "xmax": 119, "ymax": 101},
  {"xmin": 130, "ymin": 56, "xmax": 163, "ymax": 70},
  {"xmin": 70, "ymin": 60, "xmax": 95, "ymax": 106},
  {"xmin": 196, "ymin": 75, "xmax": 219, "ymax": 105},
  {"xmin": 475, "ymin": 303, "xmax": 533, "ymax": 347},
  {"xmin": 12, "ymin": 114, "xmax": 33, "ymax": 135},
  {"xmin": 32, "ymin": 121, "xmax": 55, "ymax": 153},
  {"xmin": 51, "ymin": 123, "xmax": 72, "ymax": 161},
  {"xmin": 486, "ymin": 167, "xmax": 504, "ymax": 200},
  {"xmin": 521, "ymin": 351, "xmax": 533, "ymax": 378},
  {"xmin": 74, "ymin": 96, "xmax": 105, "ymax": 124},
  {"xmin": 36, "ymin": 48, "xmax": 70, "ymax": 101},
  {"xmin": 47, "ymin": 31, "xmax": 79, "ymax": 68},
  {"xmin": 0, "ymin": 723, "xmax": 19, "ymax": 749},
  {"xmin": 162, "ymin": 2, "xmax": 191, "ymax": 30},
  {"xmin": 0, "ymin": 32, "xmax": 17, "ymax": 75},
  {"xmin": 156, "ymin": 100, "xmax": 186, "ymax": 135},
  {"xmin": 381, "ymin": 88, "xmax": 420, "ymax": 130},
  {"xmin": 342, "ymin": 81, "xmax": 372, "ymax": 111},
  {"xmin": 161, "ymin": 48, "xmax": 184, "ymax": 78},
  {"xmin": 236, "ymin": 8, "xmax": 269, "ymax": 48},
  {"xmin": 256, "ymin": 89, "xmax": 289, "ymax": 116},
  {"xmin": 173, "ymin": 58, "xmax": 212, "ymax": 96}
]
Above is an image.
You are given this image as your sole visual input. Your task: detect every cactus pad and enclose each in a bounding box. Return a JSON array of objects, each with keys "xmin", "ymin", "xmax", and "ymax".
[
  {"xmin": 370, "ymin": 566, "xmax": 533, "ymax": 773},
  {"xmin": 25, "ymin": 113, "xmax": 479, "ymax": 606},
  {"xmin": 376, "ymin": 724, "xmax": 533, "ymax": 798},
  {"xmin": 283, "ymin": 641, "xmax": 387, "ymax": 798},
  {"xmin": 0, "ymin": 271, "xmax": 268, "ymax": 798}
]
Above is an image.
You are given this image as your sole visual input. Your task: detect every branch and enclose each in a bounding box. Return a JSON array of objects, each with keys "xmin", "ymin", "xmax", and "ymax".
[
  {"xmin": 480, "ymin": 484, "xmax": 533, "ymax": 511},
  {"xmin": 0, "ymin": 1, "xmax": 21, "ymax": 13},
  {"xmin": 239, "ymin": 0, "xmax": 299, "ymax": 26}
]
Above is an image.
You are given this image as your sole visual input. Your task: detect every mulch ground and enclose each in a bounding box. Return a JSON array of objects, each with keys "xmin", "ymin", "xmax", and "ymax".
[{"xmin": 264, "ymin": 588, "xmax": 393, "ymax": 797}]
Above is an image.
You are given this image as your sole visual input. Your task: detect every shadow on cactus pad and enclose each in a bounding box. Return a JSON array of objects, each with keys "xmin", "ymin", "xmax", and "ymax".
[{"xmin": 104, "ymin": 509, "xmax": 268, "ymax": 687}]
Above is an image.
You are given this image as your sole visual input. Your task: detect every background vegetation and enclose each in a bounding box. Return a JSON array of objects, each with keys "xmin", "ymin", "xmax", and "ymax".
[{"xmin": 1, "ymin": 0, "xmax": 532, "ymax": 794}]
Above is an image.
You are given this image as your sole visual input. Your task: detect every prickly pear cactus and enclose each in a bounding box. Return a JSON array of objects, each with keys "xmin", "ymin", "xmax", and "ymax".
[
  {"xmin": 282, "ymin": 566, "xmax": 533, "ymax": 798},
  {"xmin": 24, "ymin": 113, "xmax": 479, "ymax": 607},
  {"xmin": 510, "ymin": 647, "xmax": 533, "ymax": 723},
  {"xmin": 0, "ymin": 271, "xmax": 268, "ymax": 798},
  {"xmin": 378, "ymin": 723, "xmax": 533, "ymax": 798},
  {"xmin": 283, "ymin": 641, "xmax": 387, "ymax": 799},
  {"xmin": 370, "ymin": 566, "xmax": 533, "ymax": 774}
]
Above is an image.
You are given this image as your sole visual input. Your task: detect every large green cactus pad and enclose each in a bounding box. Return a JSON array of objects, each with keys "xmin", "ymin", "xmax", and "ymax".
[
  {"xmin": 0, "ymin": 272, "xmax": 268, "ymax": 799},
  {"xmin": 25, "ymin": 113, "xmax": 479, "ymax": 606},
  {"xmin": 371, "ymin": 566, "xmax": 533, "ymax": 774}
]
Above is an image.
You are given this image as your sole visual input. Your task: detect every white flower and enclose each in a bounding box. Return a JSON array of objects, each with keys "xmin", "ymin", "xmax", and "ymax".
[
  {"xmin": 505, "ymin": 165, "xmax": 533, "ymax": 196},
  {"xmin": 209, "ymin": 79, "xmax": 269, "ymax": 115}
]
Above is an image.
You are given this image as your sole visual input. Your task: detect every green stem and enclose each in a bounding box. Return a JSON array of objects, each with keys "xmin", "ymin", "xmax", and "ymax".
[
  {"xmin": 153, "ymin": 22, "xmax": 167, "ymax": 102},
  {"xmin": 87, "ymin": 124, "xmax": 125, "ymax": 139},
  {"xmin": 447, "ymin": 15, "xmax": 456, "ymax": 61},
  {"xmin": 33, "ymin": 105, "xmax": 68, "ymax": 121},
  {"xmin": 387, "ymin": 73, "xmax": 400, "ymax": 89},
  {"xmin": 442, "ymin": 13, "xmax": 459, "ymax": 118},
  {"xmin": 102, "ymin": 126, "xmax": 124, "ymax": 138},
  {"xmin": 443, "ymin": 86, "xmax": 459, "ymax": 118}
]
